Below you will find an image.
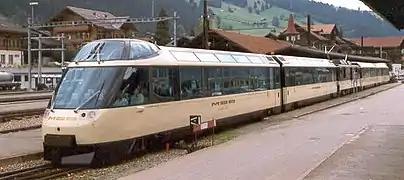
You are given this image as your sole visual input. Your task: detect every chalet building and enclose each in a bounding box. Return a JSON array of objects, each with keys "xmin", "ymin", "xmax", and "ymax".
[
  {"xmin": 349, "ymin": 36, "xmax": 404, "ymax": 64},
  {"xmin": 0, "ymin": 20, "xmax": 26, "ymax": 67},
  {"xmin": 42, "ymin": 6, "xmax": 138, "ymax": 50},
  {"xmin": 277, "ymin": 14, "xmax": 356, "ymax": 54},
  {"xmin": 187, "ymin": 29, "xmax": 291, "ymax": 54}
]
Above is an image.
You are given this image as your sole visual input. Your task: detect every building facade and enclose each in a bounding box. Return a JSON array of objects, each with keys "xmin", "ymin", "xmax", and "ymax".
[
  {"xmin": 0, "ymin": 20, "xmax": 27, "ymax": 67},
  {"xmin": 349, "ymin": 36, "xmax": 404, "ymax": 64},
  {"xmin": 42, "ymin": 6, "xmax": 138, "ymax": 50},
  {"xmin": 277, "ymin": 14, "xmax": 356, "ymax": 54}
]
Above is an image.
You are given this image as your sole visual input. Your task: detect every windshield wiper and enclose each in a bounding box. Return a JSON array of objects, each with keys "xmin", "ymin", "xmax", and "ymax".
[
  {"xmin": 49, "ymin": 91, "xmax": 56, "ymax": 112},
  {"xmin": 74, "ymin": 81, "xmax": 106, "ymax": 113},
  {"xmin": 73, "ymin": 90, "xmax": 101, "ymax": 113}
]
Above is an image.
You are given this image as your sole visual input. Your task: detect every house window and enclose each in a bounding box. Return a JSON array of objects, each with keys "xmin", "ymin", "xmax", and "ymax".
[
  {"xmin": 8, "ymin": 55, "xmax": 13, "ymax": 65},
  {"xmin": 297, "ymin": 34, "xmax": 301, "ymax": 40},
  {"xmin": 286, "ymin": 36, "xmax": 290, "ymax": 41},
  {"xmin": 0, "ymin": 55, "xmax": 5, "ymax": 64},
  {"xmin": 375, "ymin": 49, "xmax": 380, "ymax": 54}
]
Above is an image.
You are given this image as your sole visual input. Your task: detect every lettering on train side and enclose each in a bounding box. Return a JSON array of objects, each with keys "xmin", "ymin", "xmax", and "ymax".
[{"xmin": 211, "ymin": 100, "xmax": 236, "ymax": 107}]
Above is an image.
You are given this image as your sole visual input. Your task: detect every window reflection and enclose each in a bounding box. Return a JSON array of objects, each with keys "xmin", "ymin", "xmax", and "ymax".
[
  {"xmin": 73, "ymin": 40, "xmax": 125, "ymax": 61},
  {"xmin": 180, "ymin": 67, "xmax": 203, "ymax": 99}
]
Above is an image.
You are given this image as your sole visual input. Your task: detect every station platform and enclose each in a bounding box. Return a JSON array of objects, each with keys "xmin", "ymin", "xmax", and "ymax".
[
  {"xmin": 120, "ymin": 85, "xmax": 404, "ymax": 180},
  {"xmin": 0, "ymin": 129, "xmax": 42, "ymax": 162}
]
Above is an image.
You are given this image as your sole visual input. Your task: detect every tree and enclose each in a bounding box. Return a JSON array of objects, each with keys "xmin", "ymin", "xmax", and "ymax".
[
  {"xmin": 154, "ymin": 9, "xmax": 171, "ymax": 45},
  {"xmin": 253, "ymin": 1, "xmax": 257, "ymax": 9},
  {"xmin": 190, "ymin": 28, "xmax": 196, "ymax": 36},
  {"xmin": 272, "ymin": 16, "xmax": 280, "ymax": 27},
  {"xmin": 248, "ymin": 6, "xmax": 253, "ymax": 13},
  {"xmin": 216, "ymin": 16, "xmax": 222, "ymax": 28}
]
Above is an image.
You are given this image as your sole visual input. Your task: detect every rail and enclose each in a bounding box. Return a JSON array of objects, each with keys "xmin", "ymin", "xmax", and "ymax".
[{"xmin": 0, "ymin": 164, "xmax": 85, "ymax": 180}]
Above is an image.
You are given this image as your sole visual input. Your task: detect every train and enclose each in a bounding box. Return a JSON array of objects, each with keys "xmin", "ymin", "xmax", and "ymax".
[
  {"xmin": 0, "ymin": 71, "xmax": 20, "ymax": 90},
  {"xmin": 41, "ymin": 39, "xmax": 391, "ymax": 166}
]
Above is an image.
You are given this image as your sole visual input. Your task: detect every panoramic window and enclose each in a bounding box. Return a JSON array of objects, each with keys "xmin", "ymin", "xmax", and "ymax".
[
  {"xmin": 150, "ymin": 67, "xmax": 179, "ymax": 103},
  {"xmin": 203, "ymin": 67, "xmax": 223, "ymax": 96},
  {"xmin": 73, "ymin": 40, "xmax": 125, "ymax": 61},
  {"xmin": 171, "ymin": 51, "xmax": 200, "ymax": 62},
  {"xmin": 232, "ymin": 55, "xmax": 251, "ymax": 63},
  {"xmin": 194, "ymin": 53, "xmax": 220, "ymax": 62},
  {"xmin": 129, "ymin": 41, "xmax": 157, "ymax": 59},
  {"xmin": 180, "ymin": 67, "xmax": 203, "ymax": 99},
  {"xmin": 247, "ymin": 56, "xmax": 264, "ymax": 64},
  {"xmin": 215, "ymin": 54, "xmax": 236, "ymax": 63}
]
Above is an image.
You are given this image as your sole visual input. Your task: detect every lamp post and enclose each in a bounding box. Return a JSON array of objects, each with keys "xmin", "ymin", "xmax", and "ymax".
[
  {"xmin": 29, "ymin": 2, "xmax": 38, "ymax": 24},
  {"xmin": 27, "ymin": 1, "xmax": 38, "ymax": 91}
]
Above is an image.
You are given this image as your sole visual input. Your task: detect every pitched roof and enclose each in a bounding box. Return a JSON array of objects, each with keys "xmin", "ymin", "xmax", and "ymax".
[
  {"xmin": 284, "ymin": 14, "xmax": 298, "ymax": 35},
  {"xmin": 211, "ymin": 29, "xmax": 291, "ymax": 54},
  {"xmin": 59, "ymin": 6, "xmax": 130, "ymax": 30},
  {"xmin": 281, "ymin": 23, "xmax": 328, "ymax": 41},
  {"xmin": 309, "ymin": 24, "xmax": 336, "ymax": 35},
  {"xmin": 0, "ymin": 19, "xmax": 26, "ymax": 34},
  {"xmin": 349, "ymin": 36, "xmax": 404, "ymax": 47}
]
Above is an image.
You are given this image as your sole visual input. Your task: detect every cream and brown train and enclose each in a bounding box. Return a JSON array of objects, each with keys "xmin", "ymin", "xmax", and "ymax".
[{"xmin": 41, "ymin": 39, "xmax": 390, "ymax": 165}]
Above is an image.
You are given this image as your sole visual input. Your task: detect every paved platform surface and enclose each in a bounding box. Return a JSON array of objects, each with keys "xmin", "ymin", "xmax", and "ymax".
[
  {"xmin": 304, "ymin": 125, "xmax": 404, "ymax": 180},
  {"xmin": 0, "ymin": 100, "xmax": 48, "ymax": 113},
  {"xmin": 120, "ymin": 84, "xmax": 404, "ymax": 180},
  {"xmin": 0, "ymin": 129, "xmax": 42, "ymax": 159}
]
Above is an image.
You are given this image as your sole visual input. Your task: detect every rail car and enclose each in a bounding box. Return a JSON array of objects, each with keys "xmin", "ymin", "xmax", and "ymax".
[
  {"xmin": 0, "ymin": 71, "xmax": 20, "ymax": 90},
  {"xmin": 41, "ymin": 39, "xmax": 391, "ymax": 165}
]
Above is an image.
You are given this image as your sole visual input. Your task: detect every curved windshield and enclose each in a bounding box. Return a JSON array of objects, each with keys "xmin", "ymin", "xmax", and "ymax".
[
  {"xmin": 73, "ymin": 40, "xmax": 125, "ymax": 61},
  {"xmin": 51, "ymin": 67, "xmax": 127, "ymax": 109}
]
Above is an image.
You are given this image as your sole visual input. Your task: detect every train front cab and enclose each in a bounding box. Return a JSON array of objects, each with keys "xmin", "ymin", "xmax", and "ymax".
[{"xmin": 273, "ymin": 56, "xmax": 338, "ymax": 112}]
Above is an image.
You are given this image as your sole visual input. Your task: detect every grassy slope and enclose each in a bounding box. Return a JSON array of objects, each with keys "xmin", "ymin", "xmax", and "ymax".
[{"xmin": 210, "ymin": 1, "xmax": 322, "ymax": 36}]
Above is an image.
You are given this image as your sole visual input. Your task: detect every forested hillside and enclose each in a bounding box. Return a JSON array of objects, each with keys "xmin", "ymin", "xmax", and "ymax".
[{"xmin": 0, "ymin": 0, "xmax": 402, "ymax": 37}]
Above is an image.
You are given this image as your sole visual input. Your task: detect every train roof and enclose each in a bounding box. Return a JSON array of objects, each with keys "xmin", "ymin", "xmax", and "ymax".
[
  {"xmin": 69, "ymin": 42, "xmax": 281, "ymax": 68},
  {"xmin": 273, "ymin": 55, "xmax": 336, "ymax": 68},
  {"xmin": 352, "ymin": 62, "xmax": 388, "ymax": 69}
]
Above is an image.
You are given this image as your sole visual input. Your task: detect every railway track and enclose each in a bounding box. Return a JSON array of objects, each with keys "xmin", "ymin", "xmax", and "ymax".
[
  {"xmin": 0, "ymin": 92, "xmax": 52, "ymax": 103},
  {"xmin": 0, "ymin": 90, "xmax": 53, "ymax": 96},
  {"xmin": 0, "ymin": 164, "xmax": 85, "ymax": 180}
]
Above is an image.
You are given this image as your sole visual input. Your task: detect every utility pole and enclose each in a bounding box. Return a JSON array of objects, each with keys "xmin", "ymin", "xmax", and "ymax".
[
  {"xmin": 38, "ymin": 34, "xmax": 42, "ymax": 85},
  {"xmin": 61, "ymin": 33, "xmax": 65, "ymax": 68},
  {"xmin": 27, "ymin": 17, "xmax": 32, "ymax": 91},
  {"xmin": 152, "ymin": 0, "xmax": 155, "ymax": 17},
  {"xmin": 173, "ymin": 12, "xmax": 177, "ymax": 47},
  {"xmin": 203, "ymin": 0, "xmax": 209, "ymax": 49}
]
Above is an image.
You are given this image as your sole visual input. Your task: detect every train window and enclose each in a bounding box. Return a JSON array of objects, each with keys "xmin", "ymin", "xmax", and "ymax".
[
  {"xmin": 203, "ymin": 67, "xmax": 223, "ymax": 96},
  {"xmin": 215, "ymin": 54, "xmax": 236, "ymax": 63},
  {"xmin": 232, "ymin": 55, "xmax": 251, "ymax": 63},
  {"xmin": 73, "ymin": 40, "xmax": 125, "ymax": 61},
  {"xmin": 266, "ymin": 56, "xmax": 275, "ymax": 62},
  {"xmin": 171, "ymin": 51, "xmax": 200, "ymax": 62},
  {"xmin": 247, "ymin": 56, "xmax": 264, "ymax": 64},
  {"xmin": 274, "ymin": 67, "xmax": 281, "ymax": 89},
  {"xmin": 251, "ymin": 68, "xmax": 269, "ymax": 90},
  {"xmin": 222, "ymin": 67, "xmax": 252, "ymax": 94},
  {"xmin": 110, "ymin": 67, "xmax": 150, "ymax": 108},
  {"xmin": 194, "ymin": 53, "xmax": 219, "ymax": 62},
  {"xmin": 150, "ymin": 67, "xmax": 179, "ymax": 103},
  {"xmin": 129, "ymin": 42, "xmax": 156, "ymax": 59},
  {"xmin": 180, "ymin": 67, "xmax": 203, "ymax": 99}
]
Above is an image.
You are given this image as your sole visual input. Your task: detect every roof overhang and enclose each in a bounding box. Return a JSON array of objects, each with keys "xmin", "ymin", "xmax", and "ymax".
[{"xmin": 360, "ymin": 0, "xmax": 404, "ymax": 30}]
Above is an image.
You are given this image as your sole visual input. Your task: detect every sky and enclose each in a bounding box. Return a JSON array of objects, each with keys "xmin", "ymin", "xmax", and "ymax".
[{"xmin": 312, "ymin": 0, "xmax": 371, "ymax": 11}]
